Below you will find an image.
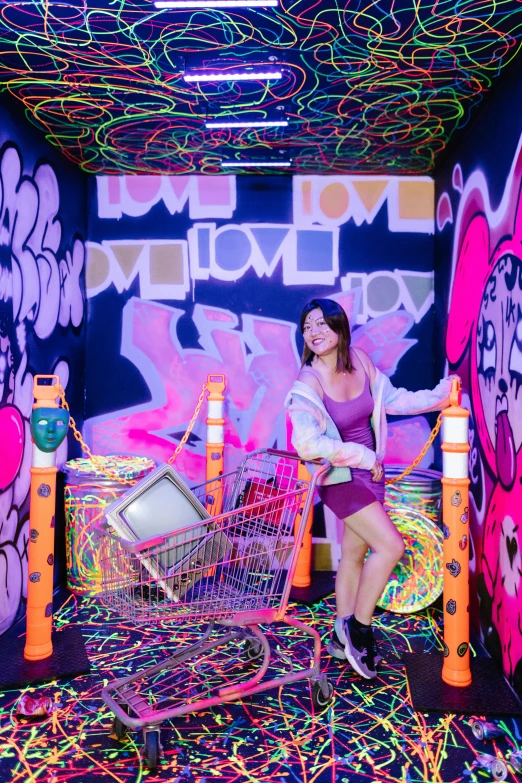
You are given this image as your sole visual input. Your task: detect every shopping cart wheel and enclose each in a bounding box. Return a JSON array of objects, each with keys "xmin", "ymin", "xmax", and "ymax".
[
  {"xmin": 312, "ymin": 678, "xmax": 334, "ymax": 709},
  {"xmin": 471, "ymin": 720, "xmax": 486, "ymax": 740},
  {"xmin": 144, "ymin": 730, "xmax": 161, "ymax": 770},
  {"xmin": 111, "ymin": 704, "xmax": 130, "ymax": 740},
  {"xmin": 244, "ymin": 638, "xmax": 264, "ymax": 662},
  {"xmin": 491, "ymin": 760, "xmax": 508, "ymax": 781},
  {"xmin": 112, "ymin": 716, "xmax": 128, "ymax": 740}
]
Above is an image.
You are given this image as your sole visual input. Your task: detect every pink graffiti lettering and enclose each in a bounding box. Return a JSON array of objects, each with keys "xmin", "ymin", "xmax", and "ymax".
[
  {"xmin": 87, "ymin": 299, "xmax": 299, "ymax": 483},
  {"xmin": 87, "ymin": 295, "xmax": 428, "ymax": 484}
]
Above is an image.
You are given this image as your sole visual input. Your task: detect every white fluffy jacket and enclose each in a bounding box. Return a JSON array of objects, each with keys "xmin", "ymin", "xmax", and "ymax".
[{"xmin": 284, "ymin": 369, "xmax": 453, "ymax": 486}]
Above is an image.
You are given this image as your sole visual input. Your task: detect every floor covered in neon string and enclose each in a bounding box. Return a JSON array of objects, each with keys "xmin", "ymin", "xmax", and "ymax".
[{"xmin": 0, "ymin": 593, "xmax": 520, "ymax": 783}]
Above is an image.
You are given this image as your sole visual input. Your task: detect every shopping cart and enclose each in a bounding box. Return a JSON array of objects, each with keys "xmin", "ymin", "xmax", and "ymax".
[{"xmin": 97, "ymin": 449, "xmax": 332, "ymax": 769}]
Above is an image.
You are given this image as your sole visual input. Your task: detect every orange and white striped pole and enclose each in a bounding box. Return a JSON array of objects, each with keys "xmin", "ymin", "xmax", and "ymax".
[
  {"xmin": 441, "ymin": 378, "xmax": 471, "ymax": 687},
  {"xmin": 24, "ymin": 375, "xmax": 69, "ymax": 661},
  {"xmin": 205, "ymin": 375, "xmax": 225, "ymax": 516}
]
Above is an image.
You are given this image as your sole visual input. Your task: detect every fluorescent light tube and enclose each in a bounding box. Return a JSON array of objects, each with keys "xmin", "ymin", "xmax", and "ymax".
[
  {"xmin": 155, "ymin": 0, "xmax": 277, "ymax": 6},
  {"xmin": 221, "ymin": 160, "xmax": 291, "ymax": 168},
  {"xmin": 206, "ymin": 119, "xmax": 288, "ymax": 128},
  {"xmin": 184, "ymin": 69, "xmax": 282, "ymax": 83}
]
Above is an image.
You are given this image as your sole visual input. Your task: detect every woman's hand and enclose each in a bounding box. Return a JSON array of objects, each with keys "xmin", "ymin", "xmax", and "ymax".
[{"xmin": 370, "ymin": 458, "xmax": 384, "ymax": 482}]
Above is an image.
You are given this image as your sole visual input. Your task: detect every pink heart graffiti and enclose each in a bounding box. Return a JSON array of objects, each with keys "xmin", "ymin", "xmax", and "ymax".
[{"xmin": 0, "ymin": 405, "xmax": 24, "ymax": 491}]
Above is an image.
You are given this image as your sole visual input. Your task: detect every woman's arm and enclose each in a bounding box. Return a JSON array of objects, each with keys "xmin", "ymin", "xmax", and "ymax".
[
  {"xmin": 288, "ymin": 406, "xmax": 377, "ymax": 470},
  {"xmin": 353, "ymin": 346, "xmax": 454, "ymax": 415},
  {"xmin": 382, "ymin": 373, "xmax": 453, "ymax": 415}
]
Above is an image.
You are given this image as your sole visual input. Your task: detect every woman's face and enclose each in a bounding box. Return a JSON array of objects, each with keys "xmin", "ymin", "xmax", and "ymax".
[{"xmin": 302, "ymin": 308, "xmax": 339, "ymax": 358}]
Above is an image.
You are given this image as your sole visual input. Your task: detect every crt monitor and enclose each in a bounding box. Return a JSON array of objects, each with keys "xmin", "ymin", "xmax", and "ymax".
[{"xmin": 105, "ymin": 463, "xmax": 211, "ymax": 578}]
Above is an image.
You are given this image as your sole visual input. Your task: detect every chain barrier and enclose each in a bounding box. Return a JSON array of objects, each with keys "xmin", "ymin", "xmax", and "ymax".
[
  {"xmin": 59, "ymin": 379, "xmax": 443, "ymax": 489},
  {"xmin": 167, "ymin": 383, "xmax": 208, "ymax": 466},
  {"xmin": 384, "ymin": 412, "xmax": 443, "ymax": 485},
  {"xmin": 59, "ymin": 382, "xmax": 209, "ymax": 487}
]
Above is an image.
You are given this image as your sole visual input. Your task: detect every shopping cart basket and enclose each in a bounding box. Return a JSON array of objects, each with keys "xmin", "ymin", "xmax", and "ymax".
[{"xmin": 97, "ymin": 449, "xmax": 332, "ymax": 769}]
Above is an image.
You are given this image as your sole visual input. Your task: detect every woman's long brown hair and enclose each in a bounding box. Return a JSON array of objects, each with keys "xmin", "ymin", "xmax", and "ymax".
[{"xmin": 300, "ymin": 298, "xmax": 353, "ymax": 374}]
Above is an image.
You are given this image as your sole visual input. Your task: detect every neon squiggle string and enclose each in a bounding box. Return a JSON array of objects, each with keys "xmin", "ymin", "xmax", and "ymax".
[{"xmin": 0, "ymin": 1, "xmax": 518, "ymax": 172}]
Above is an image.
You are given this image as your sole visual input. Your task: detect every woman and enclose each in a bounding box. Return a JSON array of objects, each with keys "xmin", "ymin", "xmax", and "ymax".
[{"xmin": 284, "ymin": 299, "xmax": 454, "ymax": 680}]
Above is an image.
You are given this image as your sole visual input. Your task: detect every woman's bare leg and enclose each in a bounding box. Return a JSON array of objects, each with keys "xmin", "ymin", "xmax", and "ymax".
[
  {"xmin": 342, "ymin": 501, "xmax": 404, "ymax": 625},
  {"xmin": 335, "ymin": 526, "xmax": 368, "ymax": 619}
]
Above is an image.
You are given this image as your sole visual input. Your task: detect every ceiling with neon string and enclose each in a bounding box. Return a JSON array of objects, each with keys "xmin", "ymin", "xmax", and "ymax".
[{"xmin": 0, "ymin": 0, "xmax": 521, "ymax": 174}]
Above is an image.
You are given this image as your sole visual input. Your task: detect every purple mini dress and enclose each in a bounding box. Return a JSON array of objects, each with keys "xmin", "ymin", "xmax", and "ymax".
[{"xmin": 317, "ymin": 371, "xmax": 385, "ymax": 519}]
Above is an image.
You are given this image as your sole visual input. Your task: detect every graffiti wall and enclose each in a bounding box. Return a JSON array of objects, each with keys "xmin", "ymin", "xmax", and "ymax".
[
  {"xmin": 86, "ymin": 173, "xmax": 437, "ymax": 569},
  {"xmin": 435, "ymin": 66, "xmax": 522, "ymax": 696},
  {"xmin": 0, "ymin": 103, "xmax": 87, "ymax": 634}
]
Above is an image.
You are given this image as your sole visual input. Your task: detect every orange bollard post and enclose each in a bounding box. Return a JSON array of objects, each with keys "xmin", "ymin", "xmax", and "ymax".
[
  {"xmin": 292, "ymin": 460, "xmax": 313, "ymax": 588},
  {"xmin": 205, "ymin": 374, "xmax": 225, "ymax": 517},
  {"xmin": 441, "ymin": 378, "xmax": 471, "ymax": 687},
  {"xmin": 24, "ymin": 375, "xmax": 69, "ymax": 661}
]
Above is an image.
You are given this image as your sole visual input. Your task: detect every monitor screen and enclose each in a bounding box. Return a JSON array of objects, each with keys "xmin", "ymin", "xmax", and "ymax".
[{"xmin": 121, "ymin": 475, "xmax": 207, "ymax": 539}]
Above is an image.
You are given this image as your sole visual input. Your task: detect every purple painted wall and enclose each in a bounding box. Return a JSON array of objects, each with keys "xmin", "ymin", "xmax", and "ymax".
[{"xmin": 0, "ymin": 101, "xmax": 87, "ymax": 634}]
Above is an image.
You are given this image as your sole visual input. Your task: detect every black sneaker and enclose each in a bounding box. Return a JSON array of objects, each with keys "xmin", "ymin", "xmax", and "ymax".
[
  {"xmin": 328, "ymin": 618, "xmax": 382, "ymax": 668},
  {"xmin": 342, "ymin": 616, "xmax": 378, "ymax": 679}
]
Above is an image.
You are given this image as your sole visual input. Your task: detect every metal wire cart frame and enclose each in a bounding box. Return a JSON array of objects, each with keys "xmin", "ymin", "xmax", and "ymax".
[{"xmin": 98, "ymin": 450, "xmax": 332, "ymax": 769}]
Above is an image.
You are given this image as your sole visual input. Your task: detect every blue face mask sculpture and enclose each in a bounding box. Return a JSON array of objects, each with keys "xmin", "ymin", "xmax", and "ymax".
[{"xmin": 30, "ymin": 408, "xmax": 70, "ymax": 453}]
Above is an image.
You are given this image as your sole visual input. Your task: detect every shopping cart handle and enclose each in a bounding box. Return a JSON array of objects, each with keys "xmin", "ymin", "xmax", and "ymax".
[
  {"xmin": 266, "ymin": 448, "xmax": 301, "ymax": 459},
  {"xmin": 266, "ymin": 449, "xmax": 330, "ymax": 467}
]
